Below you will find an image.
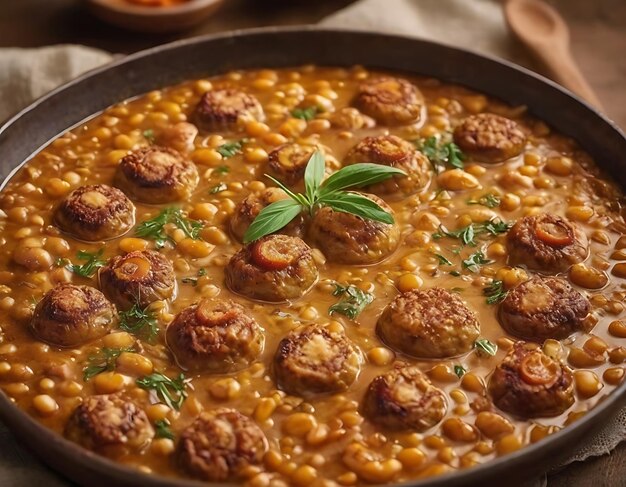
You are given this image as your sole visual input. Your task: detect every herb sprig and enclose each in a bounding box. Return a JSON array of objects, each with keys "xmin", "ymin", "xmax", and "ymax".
[
  {"xmin": 454, "ymin": 365, "xmax": 467, "ymax": 378},
  {"xmin": 68, "ymin": 249, "xmax": 107, "ymax": 278},
  {"xmin": 216, "ymin": 139, "xmax": 247, "ymax": 158},
  {"xmin": 329, "ymin": 283, "xmax": 374, "ymax": 320},
  {"xmin": 474, "ymin": 338, "xmax": 498, "ymax": 357},
  {"xmin": 291, "ymin": 106, "xmax": 319, "ymax": 121},
  {"xmin": 483, "ymin": 279, "xmax": 508, "ymax": 305},
  {"xmin": 433, "ymin": 219, "xmax": 512, "ymax": 247},
  {"xmin": 181, "ymin": 268, "xmax": 207, "ymax": 287},
  {"xmin": 154, "ymin": 419, "xmax": 175, "ymax": 440},
  {"xmin": 418, "ymin": 136, "xmax": 465, "ymax": 172},
  {"xmin": 209, "ymin": 182, "xmax": 227, "ymax": 195},
  {"xmin": 135, "ymin": 208, "xmax": 202, "ymax": 249},
  {"xmin": 119, "ymin": 303, "xmax": 159, "ymax": 339},
  {"xmin": 143, "ymin": 129, "xmax": 156, "ymax": 145},
  {"xmin": 468, "ymin": 193, "xmax": 501, "ymax": 208},
  {"xmin": 83, "ymin": 346, "xmax": 134, "ymax": 381},
  {"xmin": 462, "ymin": 250, "xmax": 493, "ymax": 273},
  {"xmin": 136, "ymin": 372, "xmax": 189, "ymax": 410},
  {"xmin": 243, "ymin": 151, "xmax": 405, "ymax": 243}
]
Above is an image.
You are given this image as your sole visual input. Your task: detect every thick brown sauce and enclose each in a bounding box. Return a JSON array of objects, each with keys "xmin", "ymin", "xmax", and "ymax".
[{"xmin": 0, "ymin": 66, "xmax": 624, "ymax": 485}]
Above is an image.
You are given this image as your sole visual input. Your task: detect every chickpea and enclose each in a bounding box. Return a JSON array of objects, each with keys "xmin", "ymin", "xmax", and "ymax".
[
  {"xmin": 32, "ymin": 394, "xmax": 59, "ymax": 416},
  {"xmin": 103, "ymin": 332, "xmax": 135, "ymax": 348},
  {"xmin": 283, "ymin": 413, "xmax": 317, "ymax": 437},
  {"xmin": 495, "ymin": 434, "xmax": 522, "ymax": 455},
  {"xmin": 367, "ymin": 347, "xmax": 394, "ymax": 366},
  {"xmin": 568, "ymin": 347, "xmax": 605, "ymax": 368},
  {"xmin": 545, "ymin": 156, "xmax": 573, "ymax": 176},
  {"xmin": 609, "ymin": 347, "xmax": 626, "ymax": 364},
  {"xmin": 441, "ymin": 418, "xmax": 478, "ymax": 442},
  {"xmin": 397, "ymin": 273, "xmax": 423, "ymax": 292},
  {"xmin": 566, "ymin": 206, "xmax": 594, "ymax": 222},
  {"xmin": 428, "ymin": 364, "xmax": 458, "ymax": 383},
  {"xmin": 437, "ymin": 169, "xmax": 480, "ymax": 191},
  {"xmin": 495, "ymin": 267, "xmax": 528, "ymax": 289},
  {"xmin": 177, "ymin": 238, "xmax": 213, "ymax": 258},
  {"xmin": 574, "ymin": 370, "xmax": 603, "ymax": 398},
  {"xmin": 611, "ymin": 263, "xmax": 626, "ymax": 279},
  {"xmin": 254, "ymin": 397, "xmax": 277, "ymax": 422},
  {"xmin": 116, "ymin": 352, "xmax": 153, "ymax": 376},
  {"xmin": 119, "ymin": 237, "xmax": 149, "ymax": 253},
  {"xmin": 93, "ymin": 372, "xmax": 126, "ymax": 394},
  {"xmin": 569, "ymin": 263, "xmax": 608, "ymax": 289},
  {"xmin": 603, "ymin": 367, "xmax": 625, "ymax": 385},
  {"xmin": 500, "ymin": 193, "xmax": 521, "ymax": 211},
  {"xmin": 13, "ymin": 246, "xmax": 53, "ymax": 271},
  {"xmin": 474, "ymin": 412, "xmax": 514, "ymax": 439}
]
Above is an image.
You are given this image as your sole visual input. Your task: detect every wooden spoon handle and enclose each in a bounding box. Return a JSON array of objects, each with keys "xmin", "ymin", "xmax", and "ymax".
[{"xmin": 530, "ymin": 45, "xmax": 604, "ymax": 110}]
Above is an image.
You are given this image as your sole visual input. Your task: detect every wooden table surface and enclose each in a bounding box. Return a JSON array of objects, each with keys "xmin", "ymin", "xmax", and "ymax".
[{"xmin": 0, "ymin": 1, "xmax": 624, "ymax": 486}]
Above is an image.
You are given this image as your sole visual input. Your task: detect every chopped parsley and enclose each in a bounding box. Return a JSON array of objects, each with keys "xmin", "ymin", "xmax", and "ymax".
[
  {"xmin": 213, "ymin": 165, "xmax": 230, "ymax": 175},
  {"xmin": 468, "ymin": 193, "xmax": 501, "ymax": 208},
  {"xmin": 142, "ymin": 129, "xmax": 156, "ymax": 145},
  {"xmin": 474, "ymin": 338, "xmax": 498, "ymax": 357},
  {"xmin": 83, "ymin": 346, "xmax": 133, "ymax": 381},
  {"xmin": 136, "ymin": 372, "xmax": 189, "ymax": 410},
  {"xmin": 462, "ymin": 250, "xmax": 493, "ymax": 273},
  {"xmin": 433, "ymin": 219, "xmax": 512, "ymax": 246},
  {"xmin": 119, "ymin": 303, "xmax": 159, "ymax": 340},
  {"xmin": 209, "ymin": 182, "xmax": 227, "ymax": 194},
  {"xmin": 181, "ymin": 268, "xmax": 207, "ymax": 287},
  {"xmin": 291, "ymin": 106, "xmax": 319, "ymax": 121},
  {"xmin": 154, "ymin": 419, "xmax": 175, "ymax": 440},
  {"xmin": 418, "ymin": 136, "xmax": 465, "ymax": 172},
  {"xmin": 434, "ymin": 253, "xmax": 453, "ymax": 266},
  {"xmin": 483, "ymin": 279, "xmax": 508, "ymax": 305},
  {"xmin": 454, "ymin": 365, "xmax": 467, "ymax": 378},
  {"xmin": 329, "ymin": 283, "xmax": 374, "ymax": 320},
  {"xmin": 68, "ymin": 249, "xmax": 107, "ymax": 278},
  {"xmin": 135, "ymin": 207, "xmax": 203, "ymax": 249},
  {"xmin": 216, "ymin": 139, "xmax": 247, "ymax": 158}
]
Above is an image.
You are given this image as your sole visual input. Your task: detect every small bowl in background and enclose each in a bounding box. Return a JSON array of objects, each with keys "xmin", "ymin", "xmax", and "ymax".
[{"xmin": 86, "ymin": 0, "xmax": 225, "ymax": 33}]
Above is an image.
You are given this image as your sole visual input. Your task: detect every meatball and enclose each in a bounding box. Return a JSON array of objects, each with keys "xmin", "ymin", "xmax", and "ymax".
[
  {"xmin": 266, "ymin": 143, "xmax": 317, "ymax": 186},
  {"xmin": 177, "ymin": 408, "xmax": 267, "ymax": 481},
  {"xmin": 229, "ymin": 187, "xmax": 303, "ymax": 242},
  {"xmin": 488, "ymin": 342, "xmax": 575, "ymax": 417},
  {"xmin": 31, "ymin": 284, "xmax": 116, "ymax": 348},
  {"xmin": 193, "ymin": 89, "xmax": 264, "ymax": 131},
  {"xmin": 377, "ymin": 288, "xmax": 480, "ymax": 359},
  {"xmin": 274, "ymin": 324, "xmax": 362, "ymax": 396},
  {"xmin": 499, "ymin": 276, "xmax": 590, "ymax": 341},
  {"xmin": 114, "ymin": 146, "xmax": 199, "ymax": 204},
  {"xmin": 344, "ymin": 135, "xmax": 430, "ymax": 196},
  {"xmin": 507, "ymin": 213, "xmax": 588, "ymax": 273},
  {"xmin": 308, "ymin": 192, "xmax": 400, "ymax": 265},
  {"xmin": 353, "ymin": 77, "xmax": 424, "ymax": 126},
  {"xmin": 55, "ymin": 184, "xmax": 135, "ymax": 241},
  {"xmin": 453, "ymin": 113, "xmax": 527, "ymax": 163},
  {"xmin": 363, "ymin": 365, "xmax": 447, "ymax": 431},
  {"xmin": 65, "ymin": 394, "xmax": 153, "ymax": 452},
  {"xmin": 99, "ymin": 250, "xmax": 175, "ymax": 309},
  {"xmin": 328, "ymin": 107, "xmax": 376, "ymax": 130},
  {"xmin": 166, "ymin": 299, "xmax": 264, "ymax": 373},
  {"xmin": 225, "ymin": 235, "xmax": 318, "ymax": 302},
  {"xmin": 157, "ymin": 122, "xmax": 198, "ymax": 153}
]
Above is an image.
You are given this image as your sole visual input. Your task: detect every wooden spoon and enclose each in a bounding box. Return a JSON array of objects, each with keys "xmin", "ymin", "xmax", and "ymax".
[{"xmin": 504, "ymin": 0, "xmax": 604, "ymax": 110}]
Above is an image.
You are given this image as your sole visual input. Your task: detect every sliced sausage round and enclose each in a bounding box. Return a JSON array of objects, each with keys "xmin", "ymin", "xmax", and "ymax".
[
  {"xmin": 353, "ymin": 77, "xmax": 424, "ymax": 126},
  {"xmin": 266, "ymin": 143, "xmax": 317, "ymax": 186},
  {"xmin": 193, "ymin": 89, "xmax": 264, "ymax": 131}
]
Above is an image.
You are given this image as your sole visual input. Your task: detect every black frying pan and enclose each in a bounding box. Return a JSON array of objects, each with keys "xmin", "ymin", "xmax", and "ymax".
[{"xmin": 0, "ymin": 27, "xmax": 625, "ymax": 487}]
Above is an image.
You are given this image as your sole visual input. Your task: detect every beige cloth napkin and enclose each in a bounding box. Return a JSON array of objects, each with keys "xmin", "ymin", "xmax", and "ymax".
[{"xmin": 0, "ymin": 1, "xmax": 624, "ymax": 485}]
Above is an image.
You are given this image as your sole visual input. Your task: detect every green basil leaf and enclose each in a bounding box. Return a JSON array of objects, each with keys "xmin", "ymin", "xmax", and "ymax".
[
  {"xmin": 320, "ymin": 192, "xmax": 394, "ymax": 224},
  {"xmin": 318, "ymin": 163, "xmax": 406, "ymax": 195},
  {"xmin": 264, "ymin": 174, "xmax": 309, "ymax": 206},
  {"xmin": 304, "ymin": 150, "xmax": 325, "ymax": 204},
  {"xmin": 243, "ymin": 199, "xmax": 303, "ymax": 243}
]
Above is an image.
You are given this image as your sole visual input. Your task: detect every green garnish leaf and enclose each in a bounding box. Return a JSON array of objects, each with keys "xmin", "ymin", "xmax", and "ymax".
[
  {"xmin": 245, "ymin": 151, "xmax": 402, "ymax": 242},
  {"xmin": 468, "ymin": 193, "xmax": 501, "ymax": 208},
  {"xmin": 462, "ymin": 250, "xmax": 493, "ymax": 273},
  {"xmin": 291, "ymin": 106, "xmax": 319, "ymax": 121},
  {"xmin": 135, "ymin": 208, "xmax": 202, "ymax": 249},
  {"xmin": 83, "ymin": 346, "xmax": 133, "ymax": 381},
  {"xmin": 136, "ymin": 372, "xmax": 188, "ymax": 411},
  {"xmin": 181, "ymin": 268, "xmax": 208, "ymax": 287},
  {"xmin": 434, "ymin": 253, "xmax": 453, "ymax": 266},
  {"xmin": 449, "ymin": 270, "xmax": 462, "ymax": 277},
  {"xmin": 55, "ymin": 257, "xmax": 70, "ymax": 267},
  {"xmin": 119, "ymin": 303, "xmax": 159, "ymax": 339},
  {"xmin": 213, "ymin": 165, "xmax": 230, "ymax": 175},
  {"xmin": 216, "ymin": 139, "xmax": 247, "ymax": 158},
  {"xmin": 433, "ymin": 219, "xmax": 511, "ymax": 247},
  {"xmin": 329, "ymin": 283, "xmax": 374, "ymax": 320},
  {"xmin": 483, "ymin": 279, "xmax": 509, "ymax": 305},
  {"xmin": 418, "ymin": 136, "xmax": 465, "ymax": 172},
  {"xmin": 154, "ymin": 419, "xmax": 175, "ymax": 440},
  {"xmin": 454, "ymin": 365, "xmax": 467, "ymax": 378},
  {"xmin": 209, "ymin": 182, "xmax": 227, "ymax": 194},
  {"xmin": 69, "ymin": 249, "xmax": 106, "ymax": 278},
  {"xmin": 143, "ymin": 129, "xmax": 155, "ymax": 145},
  {"xmin": 474, "ymin": 338, "xmax": 498, "ymax": 357}
]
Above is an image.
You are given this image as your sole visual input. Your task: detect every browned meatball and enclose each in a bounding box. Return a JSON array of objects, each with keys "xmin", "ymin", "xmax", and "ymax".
[
  {"xmin": 499, "ymin": 276, "xmax": 590, "ymax": 341},
  {"xmin": 377, "ymin": 288, "xmax": 480, "ymax": 358},
  {"xmin": 507, "ymin": 213, "xmax": 588, "ymax": 273},
  {"xmin": 55, "ymin": 184, "xmax": 135, "ymax": 241},
  {"xmin": 225, "ymin": 235, "xmax": 318, "ymax": 302},
  {"xmin": 308, "ymin": 192, "xmax": 399, "ymax": 265},
  {"xmin": 266, "ymin": 143, "xmax": 317, "ymax": 186},
  {"xmin": 193, "ymin": 89, "xmax": 264, "ymax": 131},
  {"xmin": 453, "ymin": 113, "xmax": 527, "ymax": 163},
  {"xmin": 229, "ymin": 187, "xmax": 304, "ymax": 242},
  {"xmin": 488, "ymin": 342, "xmax": 575, "ymax": 417},
  {"xmin": 177, "ymin": 408, "xmax": 267, "ymax": 481},
  {"xmin": 31, "ymin": 284, "xmax": 116, "ymax": 348},
  {"xmin": 166, "ymin": 299, "xmax": 264, "ymax": 373},
  {"xmin": 353, "ymin": 77, "xmax": 424, "ymax": 126},
  {"xmin": 99, "ymin": 250, "xmax": 175, "ymax": 309},
  {"xmin": 157, "ymin": 122, "xmax": 198, "ymax": 153},
  {"xmin": 363, "ymin": 365, "xmax": 447, "ymax": 431},
  {"xmin": 344, "ymin": 135, "xmax": 430, "ymax": 196},
  {"xmin": 274, "ymin": 324, "xmax": 362, "ymax": 396},
  {"xmin": 65, "ymin": 394, "xmax": 153, "ymax": 452},
  {"xmin": 114, "ymin": 146, "xmax": 199, "ymax": 204}
]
